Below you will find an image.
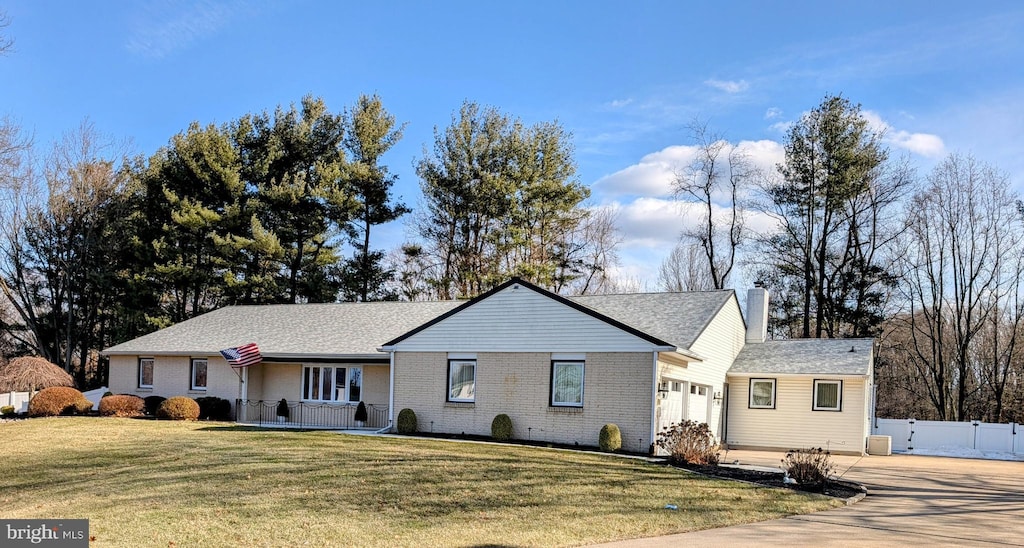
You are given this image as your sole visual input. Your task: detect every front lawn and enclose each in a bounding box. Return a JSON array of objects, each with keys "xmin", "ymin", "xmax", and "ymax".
[{"xmin": 1, "ymin": 418, "xmax": 840, "ymax": 546}]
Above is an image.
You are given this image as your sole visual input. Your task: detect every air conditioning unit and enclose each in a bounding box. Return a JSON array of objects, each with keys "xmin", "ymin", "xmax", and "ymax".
[{"xmin": 867, "ymin": 435, "xmax": 891, "ymax": 456}]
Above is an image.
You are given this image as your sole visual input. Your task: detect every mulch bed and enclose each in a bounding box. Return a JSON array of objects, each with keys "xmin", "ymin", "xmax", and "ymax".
[{"xmin": 679, "ymin": 463, "xmax": 864, "ymax": 500}]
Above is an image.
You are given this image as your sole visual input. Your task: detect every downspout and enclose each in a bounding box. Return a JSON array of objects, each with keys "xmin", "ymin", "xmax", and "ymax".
[
  {"xmin": 649, "ymin": 351, "xmax": 659, "ymax": 455},
  {"xmin": 387, "ymin": 350, "xmax": 396, "ymax": 433}
]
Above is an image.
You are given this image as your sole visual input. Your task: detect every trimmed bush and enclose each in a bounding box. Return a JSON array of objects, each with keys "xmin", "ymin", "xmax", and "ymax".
[
  {"xmin": 1, "ymin": 405, "xmax": 14, "ymax": 416},
  {"xmin": 27, "ymin": 387, "xmax": 93, "ymax": 417},
  {"xmin": 276, "ymin": 398, "xmax": 290, "ymax": 418},
  {"xmin": 781, "ymin": 448, "xmax": 835, "ymax": 492},
  {"xmin": 98, "ymin": 394, "xmax": 145, "ymax": 417},
  {"xmin": 157, "ymin": 396, "xmax": 200, "ymax": 421},
  {"xmin": 396, "ymin": 408, "xmax": 417, "ymax": 434},
  {"xmin": 143, "ymin": 396, "xmax": 166, "ymax": 416},
  {"xmin": 491, "ymin": 413, "xmax": 513, "ymax": 441},
  {"xmin": 655, "ymin": 420, "xmax": 720, "ymax": 465},
  {"xmin": 196, "ymin": 396, "xmax": 232, "ymax": 421},
  {"xmin": 354, "ymin": 401, "xmax": 368, "ymax": 423},
  {"xmin": 599, "ymin": 423, "xmax": 622, "ymax": 452}
]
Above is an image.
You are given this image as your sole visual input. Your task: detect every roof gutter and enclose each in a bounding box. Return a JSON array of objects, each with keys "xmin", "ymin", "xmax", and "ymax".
[{"xmin": 726, "ymin": 372, "xmax": 871, "ymax": 378}]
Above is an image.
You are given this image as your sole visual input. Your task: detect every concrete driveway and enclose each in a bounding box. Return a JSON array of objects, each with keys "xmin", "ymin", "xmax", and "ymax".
[{"xmin": 596, "ymin": 450, "xmax": 1024, "ymax": 547}]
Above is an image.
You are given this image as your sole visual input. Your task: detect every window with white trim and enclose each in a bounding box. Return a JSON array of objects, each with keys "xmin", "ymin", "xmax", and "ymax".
[
  {"xmin": 301, "ymin": 366, "xmax": 363, "ymax": 403},
  {"xmin": 551, "ymin": 361, "xmax": 584, "ymax": 407},
  {"xmin": 190, "ymin": 358, "xmax": 208, "ymax": 390},
  {"xmin": 749, "ymin": 378, "xmax": 775, "ymax": 409},
  {"xmin": 813, "ymin": 379, "xmax": 842, "ymax": 411},
  {"xmin": 138, "ymin": 358, "xmax": 154, "ymax": 388},
  {"xmin": 447, "ymin": 360, "xmax": 476, "ymax": 402}
]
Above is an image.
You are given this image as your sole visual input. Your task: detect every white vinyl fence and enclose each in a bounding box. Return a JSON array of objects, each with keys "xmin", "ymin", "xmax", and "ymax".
[
  {"xmin": 1, "ymin": 386, "xmax": 108, "ymax": 414},
  {"xmin": 874, "ymin": 418, "xmax": 1023, "ymax": 454}
]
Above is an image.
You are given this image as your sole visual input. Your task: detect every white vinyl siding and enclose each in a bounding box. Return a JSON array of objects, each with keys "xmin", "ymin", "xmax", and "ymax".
[
  {"xmin": 726, "ymin": 376, "xmax": 869, "ymax": 453},
  {"xmin": 390, "ymin": 285, "xmax": 666, "ymax": 353}
]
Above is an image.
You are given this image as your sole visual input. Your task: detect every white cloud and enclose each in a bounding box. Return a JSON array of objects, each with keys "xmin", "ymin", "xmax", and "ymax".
[
  {"xmin": 862, "ymin": 110, "xmax": 946, "ymax": 158},
  {"xmin": 593, "ymin": 140, "xmax": 785, "ymax": 199},
  {"xmin": 605, "ymin": 98, "xmax": 634, "ymax": 109},
  {"xmin": 126, "ymin": 0, "xmax": 252, "ymax": 58},
  {"xmin": 764, "ymin": 107, "xmax": 783, "ymax": 120},
  {"xmin": 769, "ymin": 120, "xmax": 794, "ymax": 133},
  {"xmin": 704, "ymin": 79, "xmax": 750, "ymax": 93}
]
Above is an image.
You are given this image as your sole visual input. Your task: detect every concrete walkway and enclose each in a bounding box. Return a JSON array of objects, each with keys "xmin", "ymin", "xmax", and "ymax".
[{"xmin": 595, "ymin": 450, "xmax": 1024, "ymax": 547}]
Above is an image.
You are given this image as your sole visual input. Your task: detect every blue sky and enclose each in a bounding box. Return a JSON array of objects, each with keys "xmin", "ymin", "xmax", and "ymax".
[{"xmin": 3, "ymin": 1, "xmax": 1023, "ymax": 288}]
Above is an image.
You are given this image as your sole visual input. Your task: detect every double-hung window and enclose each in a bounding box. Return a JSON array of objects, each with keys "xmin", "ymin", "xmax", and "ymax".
[
  {"xmin": 138, "ymin": 358, "xmax": 154, "ymax": 388},
  {"xmin": 302, "ymin": 366, "xmax": 363, "ymax": 403},
  {"xmin": 813, "ymin": 379, "xmax": 842, "ymax": 411},
  {"xmin": 551, "ymin": 361, "xmax": 585, "ymax": 407},
  {"xmin": 447, "ymin": 360, "xmax": 476, "ymax": 402},
  {"xmin": 190, "ymin": 358, "xmax": 208, "ymax": 391},
  {"xmin": 748, "ymin": 378, "xmax": 776, "ymax": 409}
]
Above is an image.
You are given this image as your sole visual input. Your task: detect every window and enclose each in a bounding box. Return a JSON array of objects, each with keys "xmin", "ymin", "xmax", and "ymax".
[
  {"xmin": 749, "ymin": 378, "xmax": 776, "ymax": 409},
  {"xmin": 551, "ymin": 361, "xmax": 584, "ymax": 407},
  {"xmin": 302, "ymin": 366, "xmax": 362, "ymax": 403},
  {"xmin": 690, "ymin": 385, "xmax": 707, "ymax": 396},
  {"xmin": 671, "ymin": 382, "xmax": 682, "ymax": 392},
  {"xmin": 138, "ymin": 358, "xmax": 154, "ymax": 388},
  {"xmin": 813, "ymin": 380, "xmax": 843, "ymax": 411},
  {"xmin": 190, "ymin": 359, "xmax": 208, "ymax": 390},
  {"xmin": 447, "ymin": 360, "xmax": 476, "ymax": 402}
]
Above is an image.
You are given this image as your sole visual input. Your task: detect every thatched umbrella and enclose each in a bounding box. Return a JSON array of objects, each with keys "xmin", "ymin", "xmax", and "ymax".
[{"xmin": 0, "ymin": 356, "xmax": 75, "ymax": 392}]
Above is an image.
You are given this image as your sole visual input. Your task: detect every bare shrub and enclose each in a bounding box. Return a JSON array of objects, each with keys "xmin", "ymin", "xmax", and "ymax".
[
  {"xmin": 781, "ymin": 448, "xmax": 835, "ymax": 492},
  {"xmin": 656, "ymin": 420, "xmax": 719, "ymax": 465}
]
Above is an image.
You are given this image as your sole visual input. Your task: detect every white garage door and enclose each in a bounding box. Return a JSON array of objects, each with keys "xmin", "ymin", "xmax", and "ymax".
[
  {"xmin": 658, "ymin": 381, "xmax": 685, "ymax": 432},
  {"xmin": 688, "ymin": 384, "xmax": 709, "ymax": 424}
]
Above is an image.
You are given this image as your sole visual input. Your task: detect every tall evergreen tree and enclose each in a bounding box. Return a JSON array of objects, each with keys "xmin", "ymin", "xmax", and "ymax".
[{"xmin": 340, "ymin": 94, "xmax": 409, "ymax": 301}]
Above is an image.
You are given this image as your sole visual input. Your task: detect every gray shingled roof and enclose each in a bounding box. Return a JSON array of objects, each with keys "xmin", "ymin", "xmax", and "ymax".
[
  {"xmin": 569, "ymin": 290, "xmax": 736, "ymax": 349},
  {"xmin": 728, "ymin": 338, "xmax": 874, "ymax": 376},
  {"xmin": 103, "ymin": 301, "xmax": 462, "ymax": 357}
]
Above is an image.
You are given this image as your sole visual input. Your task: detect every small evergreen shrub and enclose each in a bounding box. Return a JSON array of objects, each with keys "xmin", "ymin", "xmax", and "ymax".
[
  {"xmin": 782, "ymin": 448, "xmax": 835, "ymax": 492},
  {"xmin": 396, "ymin": 408, "xmax": 417, "ymax": 434},
  {"xmin": 195, "ymin": 396, "xmax": 232, "ymax": 421},
  {"xmin": 27, "ymin": 387, "xmax": 93, "ymax": 417},
  {"xmin": 143, "ymin": 396, "xmax": 166, "ymax": 416},
  {"xmin": 98, "ymin": 394, "xmax": 145, "ymax": 417},
  {"xmin": 656, "ymin": 420, "xmax": 720, "ymax": 465},
  {"xmin": 276, "ymin": 398, "xmax": 290, "ymax": 418},
  {"xmin": 1, "ymin": 405, "xmax": 15, "ymax": 416},
  {"xmin": 157, "ymin": 396, "xmax": 200, "ymax": 421},
  {"xmin": 491, "ymin": 413, "xmax": 513, "ymax": 441},
  {"xmin": 354, "ymin": 401, "xmax": 368, "ymax": 423},
  {"xmin": 599, "ymin": 423, "xmax": 622, "ymax": 452},
  {"xmin": 102, "ymin": 391, "xmax": 113, "ymax": 398}
]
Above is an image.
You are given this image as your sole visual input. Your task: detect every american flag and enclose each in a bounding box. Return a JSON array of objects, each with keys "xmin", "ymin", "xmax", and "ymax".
[{"xmin": 220, "ymin": 342, "xmax": 262, "ymax": 368}]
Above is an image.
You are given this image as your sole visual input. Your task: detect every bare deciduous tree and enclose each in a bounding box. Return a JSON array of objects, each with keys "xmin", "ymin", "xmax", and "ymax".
[
  {"xmin": 658, "ymin": 240, "xmax": 715, "ymax": 292},
  {"xmin": 671, "ymin": 120, "xmax": 750, "ymax": 289}
]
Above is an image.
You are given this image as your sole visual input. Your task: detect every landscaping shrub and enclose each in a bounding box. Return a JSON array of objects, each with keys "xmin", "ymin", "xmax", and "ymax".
[
  {"xmin": 354, "ymin": 401, "xmax": 368, "ymax": 423},
  {"xmin": 195, "ymin": 396, "xmax": 232, "ymax": 421},
  {"xmin": 655, "ymin": 420, "xmax": 719, "ymax": 465},
  {"xmin": 1, "ymin": 405, "xmax": 14, "ymax": 416},
  {"xmin": 27, "ymin": 386, "xmax": 93, "ymax": 417},
  {"xmin": 157, "ymin": 396, "xmax": 200, "ymax": 421},
  {"xmin": 491, "ymin": 413, "xmax": 513, "ymax": 441},
  {"xmin": 599, "ymin": 423, "xmax": 622, "ymax": 452},
  {"xmin": 781, "ymin": 448, "xmax": 835, "ymax": 492},
  {"xmin": 396, "ymin": 408, "xmax": 417, "ymax": 434},
  {"xmin": 143, "ymin": 396, "xmax": 166, "ymax": 416},
  {"xmin": 276, "ymin": 398, "xmax": 290, "ymax": 419},
  {"xmin": 98, "ymin": 394, "xmax": 145, "ymax": 418}
]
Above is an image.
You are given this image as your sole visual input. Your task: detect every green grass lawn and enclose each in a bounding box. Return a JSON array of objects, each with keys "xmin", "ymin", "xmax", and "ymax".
[{"xmin": 1, "ymin": 418, "xmax": 840, "ymax": 546}]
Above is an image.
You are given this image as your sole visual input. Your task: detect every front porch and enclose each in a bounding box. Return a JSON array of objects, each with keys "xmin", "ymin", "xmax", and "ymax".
[{"xmin": 235, "ymin": 399, "xmax": 390, "ymax": 430}]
